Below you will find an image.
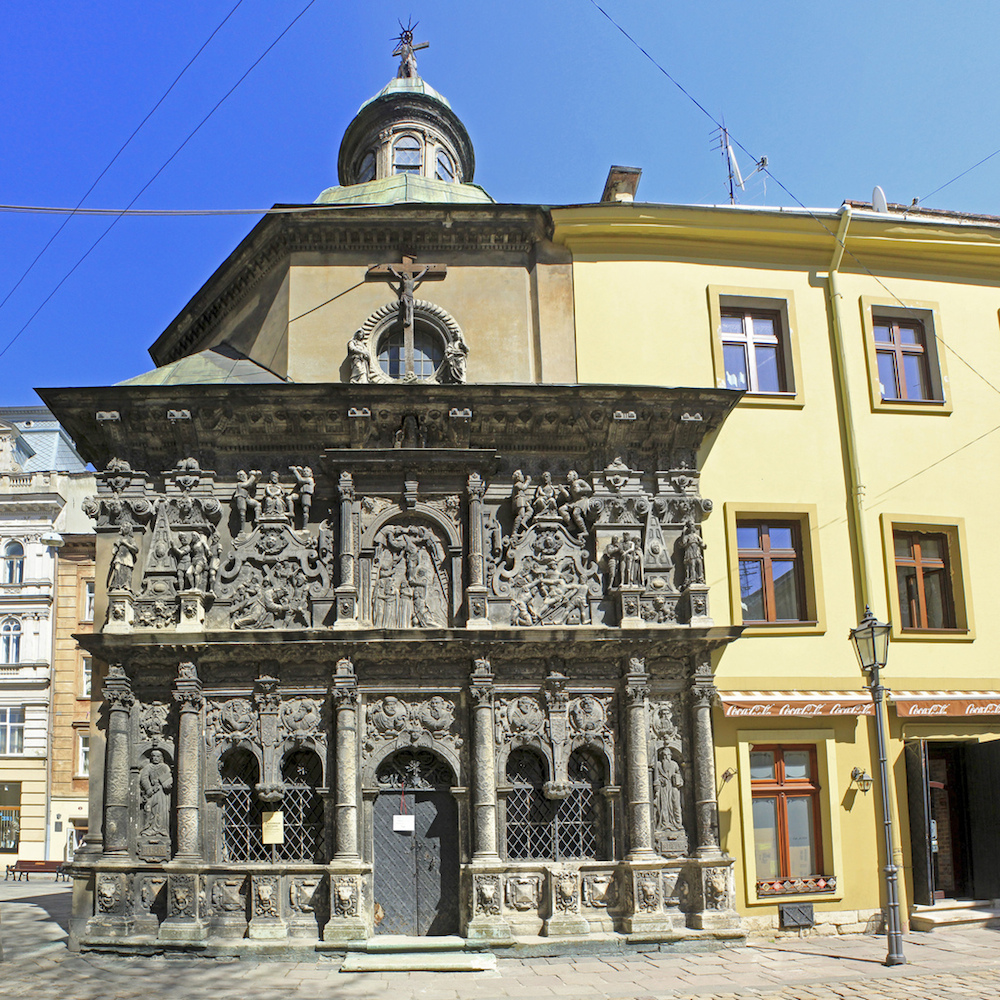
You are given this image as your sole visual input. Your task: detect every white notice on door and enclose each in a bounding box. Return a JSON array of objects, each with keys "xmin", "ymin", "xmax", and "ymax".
[{"xmin": 393, "ymin": 813, "xmax": 415, "ymax": 832}]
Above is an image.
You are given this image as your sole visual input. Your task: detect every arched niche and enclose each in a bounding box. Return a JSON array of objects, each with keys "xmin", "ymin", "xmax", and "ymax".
[
  {"xmin": 358, "ymin": 510, "xmax": 460, "ymax": 627},
  {"xmin": 362, "ymin": 739, "xmax": 461, "ymax": 790}
]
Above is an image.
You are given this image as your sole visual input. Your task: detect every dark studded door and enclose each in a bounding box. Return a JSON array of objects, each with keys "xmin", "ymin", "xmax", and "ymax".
[{"xmin": 372, "ymin": 752, "xmax": 459, "ymax": 936}]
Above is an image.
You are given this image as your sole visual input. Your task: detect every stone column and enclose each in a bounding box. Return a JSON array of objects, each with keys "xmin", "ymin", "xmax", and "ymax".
[
  {"xmin": 172, "ymin": 662, "xmax": 204, "ymax": 861},
  {"xmin": 334, "ymin": 472, "xmax": 359, "ymax": 629},
  {"xmin": 101, "ymin": 664, "xmax": 134, "ymax": 857},
  {"xmin": 690, "ymin": 679, "xmax": 722, "ymax": 856},
  {"xmin": 466, "ymin": 473, "xmax": 490, "ymax": 627},
  {"xmin": 331, "ymin": 657, "xmax": 360, "ymax": 859},
  {"xmin": 623, "ymin": 656, "xmax": 655, "ymax": 859},
  {"xmin": 469, "ymin": 657, "xmax": 498, "ymax": 858}
]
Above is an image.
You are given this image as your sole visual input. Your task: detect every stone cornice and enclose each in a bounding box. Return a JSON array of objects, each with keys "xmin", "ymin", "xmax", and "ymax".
[
  {"xmin": 38, "ymin": 383, "xmax": 740, "ymax": 477},
  {"xmin": 147, "ymin": 206, "xmax": 553, "ymax": 367}
]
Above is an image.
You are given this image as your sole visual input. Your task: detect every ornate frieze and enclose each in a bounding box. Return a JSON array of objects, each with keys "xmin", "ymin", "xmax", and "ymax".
[{"xmin": 365, "ymin": 696, "xmax": 462, "ymax": 755}]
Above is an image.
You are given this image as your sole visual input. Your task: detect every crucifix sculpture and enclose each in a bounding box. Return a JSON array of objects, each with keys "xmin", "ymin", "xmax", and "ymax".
[
  {"xmin": 393, "ymin": 21, "xmax": 428, "ymax": 79},
  {"xmin": 365, "ymin": 254, "xmax": 447, "ymax": 377}
]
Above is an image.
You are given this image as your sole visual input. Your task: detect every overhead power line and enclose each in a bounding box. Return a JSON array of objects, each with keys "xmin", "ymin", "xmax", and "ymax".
[
  {"xmin": 0, "ymin": 0, "xmax": 320, "ymax": 366},
  {"xmin": 0, "ymin": 0, "xmax": 246, "ymax": 320}
]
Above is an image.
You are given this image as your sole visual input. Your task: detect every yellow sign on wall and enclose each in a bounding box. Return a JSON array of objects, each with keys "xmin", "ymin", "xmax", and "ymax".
[{"xmin": 261, "ymin": 810, "xmax": 284, "ymax": 844}]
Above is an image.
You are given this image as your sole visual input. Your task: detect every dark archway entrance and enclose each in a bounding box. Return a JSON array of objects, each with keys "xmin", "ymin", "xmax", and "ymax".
[{"xmin": 372, "ymin": 749, "xmax": 459, "ymax": 936}]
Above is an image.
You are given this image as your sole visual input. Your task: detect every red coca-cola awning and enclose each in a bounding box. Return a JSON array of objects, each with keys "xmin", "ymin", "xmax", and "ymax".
[
  {"xmin": 717, "ymin": 691, "xmax": 874, "ymax": 718},
  {"xmin": 891, "ymin": 691, "xmax": 1000, "ymax": 718}
]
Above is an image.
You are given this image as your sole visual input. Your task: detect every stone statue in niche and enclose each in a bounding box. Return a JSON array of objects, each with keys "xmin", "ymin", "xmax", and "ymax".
[
  {"xmin": 653, "ymin": 748, "xmax": 684, "ymax": 834},
  {"xmin": 371, "ymin": 524, "xmax": 448, "ymax": 628},
  {"xmin": 620, "ymin": 532, "xmax": 644, "ymax": 587},
  {"xmin": 679, "ymin": 515, "xmax": 706, "ymax": 586},
  {"xmin": 233, "ymin": 470, "xmax": 262, "ymax": 536},
  {"xmin": 289, "ymin": 467, "xmax": 314, "ymax": 528},
  {"xmin": 348, "ymin": 329, "xmax": 373, "ymax": 383},
  {"xmin": 139, "ymin": 749, "xmax": 172, "ymax": 837},
  {"xmin": 108, "ymin": 527, "xmax": 139, "ymax": 593},
  {"xmin": 602, "ymin": 535, "xmax": 623, "ymax": 590}
]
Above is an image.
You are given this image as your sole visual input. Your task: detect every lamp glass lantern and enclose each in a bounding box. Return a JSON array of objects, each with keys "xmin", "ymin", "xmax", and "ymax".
[{"xmin": 850, "ymin": 606, "xmax": 890, "ymax": 674}]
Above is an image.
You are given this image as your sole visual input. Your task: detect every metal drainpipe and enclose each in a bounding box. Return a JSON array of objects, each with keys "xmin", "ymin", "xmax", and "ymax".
[
  {"xmin": 826, "ymin": 205, "xmax": 871, "ymax": 610},
  {"xmin": 828, "ymin": 208, "xmax": 908, "ymax": 936}
]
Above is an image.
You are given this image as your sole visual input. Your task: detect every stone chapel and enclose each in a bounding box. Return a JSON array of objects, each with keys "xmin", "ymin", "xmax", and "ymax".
[{"xmin": 42, "ymin": 34, "xmax": 744, "ymax": 953}]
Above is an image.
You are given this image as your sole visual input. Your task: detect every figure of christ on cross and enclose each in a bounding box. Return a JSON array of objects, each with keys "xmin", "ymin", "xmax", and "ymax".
[{"xmin": 365, "ymin": 254, "xmax": 447, "ymax": 378}]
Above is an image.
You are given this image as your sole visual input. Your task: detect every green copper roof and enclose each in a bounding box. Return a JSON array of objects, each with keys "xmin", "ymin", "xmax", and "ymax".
[
  {"xmin": 117, "ymin": 345, "xmax": 287, "ymax": 387},
  {"xmin": 315, "ymin": 174, "xmax": 494, "ymax": 206},
  {"xmin": 358, "ymin": 74, "xmax": 451, "ymax": 113}
]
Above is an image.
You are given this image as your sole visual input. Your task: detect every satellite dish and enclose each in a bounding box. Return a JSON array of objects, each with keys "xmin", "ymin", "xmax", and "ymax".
[{"xmin": 872, "ymin": 186, "xmax": 888, "ymax": 213}]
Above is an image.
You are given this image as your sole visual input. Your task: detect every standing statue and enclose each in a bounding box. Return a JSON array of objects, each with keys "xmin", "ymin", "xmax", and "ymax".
[
  {"xmin": 139, "ymin": 749, "xmax": 173, "ymax": 837},
  {"xmin": 172, "ymin": 531, "xmax": 194, "ymax": 591},
  {"xmin": 207, "ymin": 531, "xmax": 223, "ymax": 592},
  {"xmin": 108, "ymin": 528, "xmax": 139, "ymax": 593},
  {"xmin": 347, "ymin": 330, "xmax": 372, "ymax": 383},
  {"xmin": 603, "ymin": 535, "xmax": 623, "ymax": 591},
  {"xmin": 189, "ymin": 531, "xmax": 211, "ymax": 592},
  {"xmin": 533, "ymin": 472, "xmax": 559, "ymax": 518},
  {"xmin": 290, "ymin": 466, "xmax": 315, "ymax": 528},
  {"xmin": 439, "ymin": 339, "xmax": 468, "ymax": 383},
  {"xmin": 621, "ymin": 532, "xmax": 644, "ymax": 587},
  {"xmin": 511, "ymin": 470, "xmax": 533, "ymax": 536},
  {"xmin": 233, "ymin": 470, "xmax": 261, "ymax": 535},
  {"xmin": 680, "ymin": 516, "xmax": 706, "ymax": 586},
  {"xmin": 653, "ymin": 749, "xmax": 684, "ymax": 834}
]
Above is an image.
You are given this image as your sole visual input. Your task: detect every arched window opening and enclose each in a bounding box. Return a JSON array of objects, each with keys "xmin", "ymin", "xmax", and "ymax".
[
  {"xmin": 277, "ymin": 749, "xmax": 324, "ymax": 862},
  {"xmin": 435, "ymin": 149, "xmax": 455, "ymax": 183},
  {"xmin": 505, "ymin": 749, "xmax": 555, "ymax": 860},
  {"xmin": 559, "ymin": 748, "xmax": 606, "ymax": 861},
  {"xmin": 358, "ymin": 150, "xmax": 376, "ymax": 183},
  {"xmin": 0, "ymin": 618, "xmax": 21, "ymax": 665},
  {"xmin": 3, "ymin": 542, "xmax": 24, "ymax": 585},
  {"xmin": 393, "ymin": 135, "xmax": 422, "ymax": 175},
  {"xmin": 377, "ymin": 325, "xmax": 444, "ymax": 380},
  {"xmin": 219, "ymin": 748, "xmax": 266, "ymax": 862}
]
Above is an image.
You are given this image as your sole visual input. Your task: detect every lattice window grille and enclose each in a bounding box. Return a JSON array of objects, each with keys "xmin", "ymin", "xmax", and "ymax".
[
  {"xmin": 275, "ymin": 750, "xmax": 324, "ymax": 863},
  {"xmin": 220, "ymin": 750, "xmax": 267, "ymax": 863}
]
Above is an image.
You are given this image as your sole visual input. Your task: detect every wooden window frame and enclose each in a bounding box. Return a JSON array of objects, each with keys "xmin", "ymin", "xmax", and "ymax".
[
  {"xmin": 750, "ymin": 744, "xmax": 824, "ymax": 885},
  {"xmin": 893, "ymin": 529, "xmax": 956, "ymax": 631},
  {"xmin": 392, "ymin": 134, "xmax": 423, "ymax": 176},
  {"xmin": 874, "ymin": 317, "xmax": 937, "ymax": 402},
  {"xmin": 721, "ymin": 307, "xmax": 788, "ymax": 394},
  {"xmin": 736, "ymin": 519, "xmax": 807, "ymax": 624}
]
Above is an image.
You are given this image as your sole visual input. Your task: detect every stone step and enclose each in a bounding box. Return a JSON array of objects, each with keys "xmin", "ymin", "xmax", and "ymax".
[
  {"xmin": 910, "ymin": 906, "xmax": 1000, "ymax": 932},
  {"xmin": 360, "ymin": 934, "xmax": 469, "ymax": 953},
  {"xmin": 340, "ymin": 950, "xmax": 497, "ymax": 973},
  {"xmin": 912, "ymin": 897, "xmax": 992, "ymax": 913}
]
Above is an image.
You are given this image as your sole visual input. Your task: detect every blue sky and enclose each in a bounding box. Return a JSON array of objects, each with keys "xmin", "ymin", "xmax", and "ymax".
[{"xmin": 3, "ymin": 1, "xmax": 999, "ymax": 403}]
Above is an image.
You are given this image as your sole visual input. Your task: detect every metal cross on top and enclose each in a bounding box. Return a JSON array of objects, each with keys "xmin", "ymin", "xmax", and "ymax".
[
  {"xmin": 365, "ymin": 254, "xmax": 447, "ymax": 377},
  {"xmin": 393, "ymin": 20, "xmax": 428, "ymax": 79}
]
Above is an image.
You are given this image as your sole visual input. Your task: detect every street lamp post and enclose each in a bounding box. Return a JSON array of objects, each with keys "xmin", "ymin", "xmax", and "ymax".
[{"xmin": 850, "ymin": 606, "xmax": 906, "ymax": 966}]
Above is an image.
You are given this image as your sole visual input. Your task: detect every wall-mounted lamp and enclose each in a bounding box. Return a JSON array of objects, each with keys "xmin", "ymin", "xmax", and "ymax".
[
  {"xmin": 851, "ymin": 767, "xmax": 873, "ymax": 794},
  {"xmin": 721, "ymin": 767, "xmax": 737, "ymax": 784}
]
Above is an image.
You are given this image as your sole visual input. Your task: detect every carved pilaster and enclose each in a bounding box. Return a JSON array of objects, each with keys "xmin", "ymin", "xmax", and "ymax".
[
  {"xmin": 690, "ymin": 677, "xmax": 722, "ymax": 856},
  {"xmin": 469, "ymin": 657, "xmax": 498, "ymax": 858},
  {"xmin": 335, "ymin": 472, "xmax": 359, "ymax": 629},
  {"xmin": 331, "ymin": 657, "xmax": 360, "ymax": 859},
  {"xmin": 173, "ymin": 662, "xmax": 204, "ymax": 861},
  {"xmin": 623, "ymin": 656, "xmax": 655, "ymax": 859},
  {"xmin": 253, "ymin": 672, "xmax": 282, "ymax": 799},
  {"xmin": 466, "ymin": 474, "xmax": 490, "ymax": 629},
  {"xmin": 102, "ymin": 664, "xmax": 134, "ymax": 857}
]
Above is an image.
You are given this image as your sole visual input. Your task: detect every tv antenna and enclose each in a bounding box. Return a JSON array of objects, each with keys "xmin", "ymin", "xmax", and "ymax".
[{"xmin": 712, "ymin": 125, "xmax": 768, "ymax": 204}]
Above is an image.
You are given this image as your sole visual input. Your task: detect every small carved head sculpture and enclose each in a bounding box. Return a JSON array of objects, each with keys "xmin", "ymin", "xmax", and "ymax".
[
  {"xmin": 149, "ymin": 749, "xmax": 163, "ymax": 766},
  {"xmin": 98, "ymin": 877, "xmax": 120, "ymax": 912}
]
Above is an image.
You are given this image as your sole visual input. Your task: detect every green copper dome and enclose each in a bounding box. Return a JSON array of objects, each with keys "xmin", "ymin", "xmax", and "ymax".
[{"xmin": 357, "ymin": 73, "xmax": 452, "ymax": 114}]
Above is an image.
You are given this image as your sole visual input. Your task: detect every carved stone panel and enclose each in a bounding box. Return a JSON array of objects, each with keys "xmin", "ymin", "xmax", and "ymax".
[
  {"xmin": 582, "ymin": 873, "xmax": 617, "ymax": 909},
  {"xmin": 332, "ymin": 876, "xmax": 360, "ymax": 918},
  {"xmin": 368, "ymin": 522, "xmax": 449, "ymax": 628},
  {"xmin": 474, "ymin": 874, "xmax": 501, "ymax": 916},
  {"xmin": 505, "ymin": 874, "xmax": 541, "ymax": 912},
  {"xmin": 364, "ymin": 695, "xmax": 462, "ymax": 757}
]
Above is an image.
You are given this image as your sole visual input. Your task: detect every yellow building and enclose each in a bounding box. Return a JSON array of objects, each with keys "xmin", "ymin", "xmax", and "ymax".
[{"xmin": 554, "ymin": 197, "xmax": 1000, "ymax": 933}]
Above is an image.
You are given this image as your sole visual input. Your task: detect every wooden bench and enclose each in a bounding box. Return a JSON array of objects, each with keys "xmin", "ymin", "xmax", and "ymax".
[{"xmin": 4, "ymin": 860, "xmax": 69, "ymax": 882}]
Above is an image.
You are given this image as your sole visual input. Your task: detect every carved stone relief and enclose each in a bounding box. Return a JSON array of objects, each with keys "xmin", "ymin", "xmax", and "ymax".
[
  {"xmin": 252, "ymin": 875, "xmax": 280, "ymax": 920},
  {"xmin": 289, "ymin": 876, "xmax": 324, "ymax": 914},
  {"xmin": 332, "ymin": 877, "xmax": 359, "ymax": 918},
  {"xmin": 552, "ymin": 869, "xmax": 579, "ymax": 913},
  {"xmin": 210, "ymin": 877, "xmax": 248, "ymax": 914},
  {"xmin": 648, "ymin": 697, "xmax": 688, "ymax": 856},
  {"xmin": 505, "ymin": 874, "xmax": 541, "ymax": 912},
  {"xmin": 582, "ymin": 873, "xmax": 617, "ymax": 909},
  {"xmin": 136, "ymin": 747, "xmax": 173, "ymax": 862},
  {"xmin": 474, "ymin": 874, "xmax": 501, "ymax": 916},
  {"xmin": 167, "ymin": 873, "xmax": 197, "ymax": 919},
  {"xmin": 205, "ymin": 698, "xmax": 257, "ymax": 748},
  {"xmin": 495, "ymin": 696, "xmax": 546, "ymax": 746},
  {"xmin": 365, "ymin": 696, "xmax": 462, "ymax": 755},
  {"xmin": 369, "ymin": 523, "xmax": 449, "ymax": 628},
  {"xmin": 636, "ymin": 871, "xmax": 660, "ymax": 912},
  {"xmin": 279, "ymin": 698, "xmax": 324, "ymax": 745},
  {"xmin": 704, "ymin": 867, "xmax": 733, "ymax": 910}
]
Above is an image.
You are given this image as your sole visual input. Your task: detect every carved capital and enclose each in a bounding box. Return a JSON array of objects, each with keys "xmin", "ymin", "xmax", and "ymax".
[
  {"xmin": 103, "ymin": 663, "xmax": 134, "ymax": 710},
  {"xmin": 338, "ymin": 471, "xmax": 355, "ymax": 502},
  {"xmin": 174, "ymin": 689, "xmax": 204, "ymax": 711},
  {"xmin": 690, "ymin": 683, "xmax": 716, "ymax": 709},
  {"xmin": 466, "ymin": 472, "xmax": 485, "ymax": 501},
  {"xmin": 253, "ymin": 675, "xmax": 281, "ymax": 713}
]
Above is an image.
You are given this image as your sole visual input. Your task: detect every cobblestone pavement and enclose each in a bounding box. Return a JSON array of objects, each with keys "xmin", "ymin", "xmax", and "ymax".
[{"xmin": 4, "ymin": 880, "xmax": 1000, "ymax": 999}]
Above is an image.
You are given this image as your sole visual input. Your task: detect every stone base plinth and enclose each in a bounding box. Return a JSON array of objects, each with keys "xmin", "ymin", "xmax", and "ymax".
[
  {"xmin": 618, "ymin": 587, "xmax": 644, "ymax": 628},
  {"xmin": 176, "ymin": 590, "xmax": 205, "ymax": 631},
  {"xmin": 157, "ymin": 918, "xmax": 207, "ymax": 943},
  {"xmin": 323, "ymin": 917, "xmax": 368, "ymax": 943},
  {"xmin": 542, "ymin": 914, "xmax": 591, "ymax": 936},
  {"xmin": 248, "ymin": 919, "xmax": 288, "ymax": 940},
  {"xmin": 621, "ymin": 910, "xmax": 686, "ymax": 935},
  {"xmin": 105, "ymin": 592, "xmax": 134, "ymax": 633},
  {"xmin": 689, "ymin": 908, "xmax": 741, "ymax": 931},
  {"xmin": 465, "ymin": 916, "xmax": 514, "ymax": 944}
]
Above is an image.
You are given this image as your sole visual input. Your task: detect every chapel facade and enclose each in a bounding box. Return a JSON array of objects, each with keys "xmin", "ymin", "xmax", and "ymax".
[{"xmin": 44, "ymin": 36, "xmax": 745, "ymax": 952}]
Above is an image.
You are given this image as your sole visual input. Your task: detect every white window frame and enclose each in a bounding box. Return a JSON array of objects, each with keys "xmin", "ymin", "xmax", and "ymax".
[
  {"xmin": 83, "ymin": 581, "xmax": 95, "ymax": 622},
  {"xmin": 0, "ymin": 708, "xmax": 25, "ymax": 755},
  {"xmin": 81, "ymin": 656, "xmax": 92, "ymax": 699},
  {"xmin": 77, "ymin": 732, "xmax": 90, "ymax": 777},
  {"xmin": 2, "ymin": 542, "xmax": 24, "ymax": 585},
  {"xmin": 0, "ymin": 618, "xmax": 20, "ymax": 665}
]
